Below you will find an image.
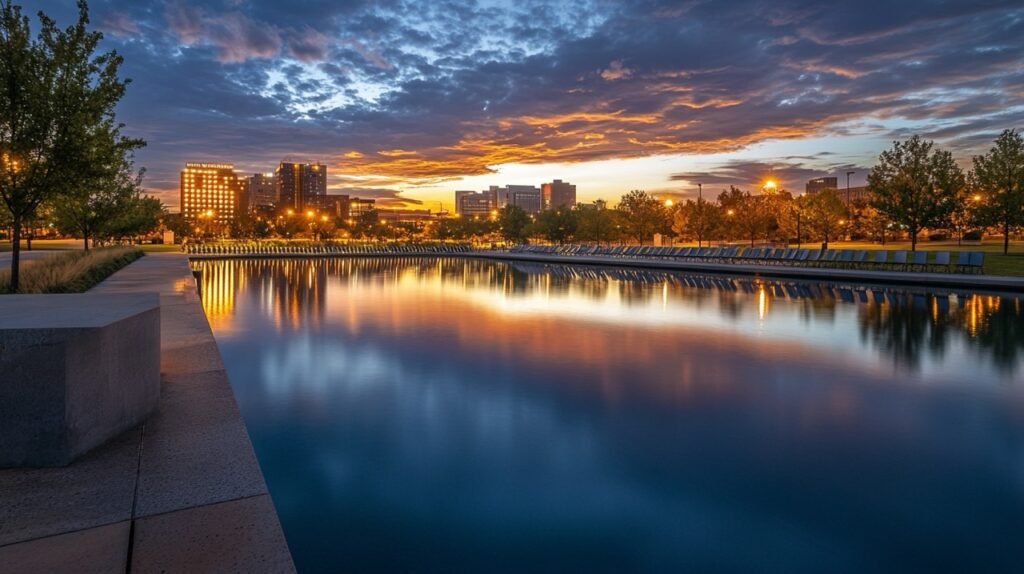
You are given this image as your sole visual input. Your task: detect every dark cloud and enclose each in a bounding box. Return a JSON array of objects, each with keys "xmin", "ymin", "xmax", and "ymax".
[{"xmin": 14, "ymin": 0, "xmax": 1023, "ymax": 208}]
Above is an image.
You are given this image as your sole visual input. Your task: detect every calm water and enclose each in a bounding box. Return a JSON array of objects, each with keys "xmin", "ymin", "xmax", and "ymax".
[{"xmin": 194, "ymin": 257, "xmax": 1024, "ymax": 573}]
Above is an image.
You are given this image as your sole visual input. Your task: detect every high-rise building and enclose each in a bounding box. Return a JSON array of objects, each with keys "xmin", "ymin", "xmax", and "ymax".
[
  {"xmin": 276, "ymin": 162, "xmax": 328, "ymax": 212},
  {"xmin": 180, "ymin": 162, "xmax": 243, "ymax": 223},
  {"xmin": 806, "ymin": 177, "xmax": 838, "ymax": 194},
  {"xmin": 246, "ymin": 173, "xmax": 277, "ymax": 211},
  {"xmin": 542, "ymin": 179, "xmax": 577, "ymax": 209},
  {"xmin": 455, "ymin": 190, "xmax": 496, "ymax": 218},
  {"xmin": 493, "ymin": 185, "xmax": 542, "ymax": 214}
]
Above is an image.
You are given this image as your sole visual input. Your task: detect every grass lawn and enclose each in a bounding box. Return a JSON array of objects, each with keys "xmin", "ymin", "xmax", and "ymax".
[{"xmin": 832, "ymin": 240, "xmax": 1024, "ymax": 277}]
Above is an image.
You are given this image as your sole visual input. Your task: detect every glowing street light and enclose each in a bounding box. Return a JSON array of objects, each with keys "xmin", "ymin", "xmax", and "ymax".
[
  {"xmin": 727, "ymin": 209, "xmax": 735, "ymax": 216},
  {"xmin": 306, "ymin": 210, "xmax": 315, "ymax": 219},
  {"xmin": 664, "ymin": 199, "xmax": 674, "ymax": 207},
  {"xmin": 972, "ymin": 194, "xmax": 982, "ymax": 202}
]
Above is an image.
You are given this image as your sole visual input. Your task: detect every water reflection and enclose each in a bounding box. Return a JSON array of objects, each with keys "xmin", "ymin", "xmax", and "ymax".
[
  {"xmin": 195, "ymin": 257, "xmax": 1024, "ymax": 376},
  {"xmin": 194, "ymin": 257, "xmax": 1024, "ymax": 574}
]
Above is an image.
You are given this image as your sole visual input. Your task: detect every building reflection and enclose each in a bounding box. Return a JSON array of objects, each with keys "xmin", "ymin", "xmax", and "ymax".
[{"xmin": 192, "ymin": 258, "xmax": 1024, "ymax": 376}]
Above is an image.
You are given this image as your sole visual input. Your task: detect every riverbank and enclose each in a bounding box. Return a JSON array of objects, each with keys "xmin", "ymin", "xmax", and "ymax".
[{"xmin": 0, "ymin": 253, "xmax": 295, "ymax": 572}]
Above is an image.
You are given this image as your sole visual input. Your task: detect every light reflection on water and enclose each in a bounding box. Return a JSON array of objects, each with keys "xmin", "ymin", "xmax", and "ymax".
[{"xmin": 194, "ymin": 257, "xmax": 1024, "ymax": 574}]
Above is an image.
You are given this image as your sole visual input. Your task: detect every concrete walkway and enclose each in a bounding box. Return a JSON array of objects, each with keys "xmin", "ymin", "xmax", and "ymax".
[
  {"xmin": 466, "ymin": 252, "xmax": 1024, "ymax": 293},
  {"xmin": 0, "ymin": 253, "xmax": 295, "ymax": 573}
]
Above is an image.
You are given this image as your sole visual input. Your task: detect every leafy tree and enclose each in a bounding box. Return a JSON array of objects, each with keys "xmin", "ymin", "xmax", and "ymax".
[
  {"xmin": 52, "ymin": 138, "xmax": 145, "ymax": 250},
  {"xmin": 946, "ymin": 186, "xmax": 977, "ymax": 246},
  {"xmin": 104, "ymin": 194, "xmax": 163, "ymax": 243},
  {"xmin": 1, "ymin": 1, "xmax": 137, "ymax": 289},
  {"xmin": 161, "ymin": 212, "xmax": 191, "ymax": 242},
  {"xmin": 868, "ymin": 135, "xmax": 964, "ymax": 251},
  {"xmin": 497, "ymin": 204, "xmax": 529, "ymax": 243},
  {"xmin": 717, "ymin": 187, "xmax": 771, "ymax": 246},
  {"xmin": 535, "ymin": 205, "xmax": 577, "ymax": 244},
  {"xmin": 275, "ymin": 213, "xmax": 304, "ymax": 239},
  {"xmin": 798, "ymin": 188, "xmax": 848, "ymax": 249},
  {"xmin": 575, "ymin": 204, "xmax": 620, "ymax": 244},
  {"xmin": 672, "ymin": 198, "xmax": 719, "ymax": 247},
  {"xmin": 971, "ymin": 129, "xmax": 1024, "ymax": 254},
  {"xmin": 616, "ymin": 190, "xmax": 668, "ymax": 244}
]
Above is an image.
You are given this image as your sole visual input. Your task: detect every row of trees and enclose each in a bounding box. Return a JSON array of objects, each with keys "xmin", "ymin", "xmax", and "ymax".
[{"xmin": 1, "ymin": 1, "xmax": 160, "ymax": 291}]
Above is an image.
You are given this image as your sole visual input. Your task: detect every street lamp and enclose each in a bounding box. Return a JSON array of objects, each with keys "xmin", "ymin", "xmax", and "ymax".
[
  {"xmin": 664, "ymin": 199, "xmax": 674, "ymax": 207},
  {"xmin": 762, "ymin": 180, "xmax": 777, "ymax": 193}
]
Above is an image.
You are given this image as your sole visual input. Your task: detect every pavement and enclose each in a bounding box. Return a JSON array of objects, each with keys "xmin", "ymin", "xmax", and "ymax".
[{"xmin": 0, "ymin": 253, "xmax": 295, "ymax": 573}]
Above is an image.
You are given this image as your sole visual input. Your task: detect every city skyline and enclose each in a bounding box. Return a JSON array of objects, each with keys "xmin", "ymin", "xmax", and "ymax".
[{"xmin": 20, "ymin": 0, "xmax": 1024, "ymax": 211}]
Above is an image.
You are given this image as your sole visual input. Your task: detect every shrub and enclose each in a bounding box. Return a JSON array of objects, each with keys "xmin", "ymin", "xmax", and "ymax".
[
  {"xmin": 962, "ymin": 230, "xmax": 983, "ymax": 241},
  {"xmin": 927, "ymin": 233, "xmax": 948, "ymax": 241},
  {"xmin": 0, "ymin": 248, "xmax": 143, "ymax": 294}
]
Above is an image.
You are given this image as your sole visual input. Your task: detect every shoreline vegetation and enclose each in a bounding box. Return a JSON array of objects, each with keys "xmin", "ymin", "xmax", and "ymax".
[{"xmin": 0, "ymin": 247, "xmax": 143, "ymax": 294}]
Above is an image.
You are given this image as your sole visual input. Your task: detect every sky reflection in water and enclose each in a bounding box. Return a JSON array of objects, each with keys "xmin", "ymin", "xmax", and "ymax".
[{"xmin": 194, "ymin": 257, "xmax": 1024, "ymax": 574}]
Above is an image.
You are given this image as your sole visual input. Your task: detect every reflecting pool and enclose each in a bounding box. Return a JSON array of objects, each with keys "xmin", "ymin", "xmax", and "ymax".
[{"xmin": 193, "ymin": 257, "xmax": 1024, "ymax": 573}]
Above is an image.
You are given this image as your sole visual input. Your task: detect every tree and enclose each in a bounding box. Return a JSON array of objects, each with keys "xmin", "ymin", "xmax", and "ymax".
[
  {"xmin": 799, "ymin": 188, "xmax": 848, "ymax": 249},
  {"xmin": 616, "ymin": 190, "xmax": 668, "ymax": 244},
  {"xmin": 717, "ymin": 187, "xmax": 771, "ymax": 246},
  {"xmin": 52, "ymin": 135, "xmax": 145, "ymax": 250},
  {"xmin": 868, "ymin": 135, "xmax": 964, "ymax": 251},
  {"xmin": 1, "ymin": 1, "xmax": 136, "ymax": 289},
  {"xmin": 497, "ymin": 204, "xmax": 529, "ymax": 244},
  {"xmin": 105, "ymin": 194, "xmax": 162, "ymax": 243},
  {"xmin": 672, "ymin": 198, "xmax": 719, "ymax": 247},
  {"xmin": 971, "ymin": 129, "xmax": 1024, "ymax": 254},
  {"xmin": 535, "ymin": 205, "xmax": 577, "ymax": 244},
  {"xmin": 575, "ymin": 204, "xmax": 620, "ymax": 244}
]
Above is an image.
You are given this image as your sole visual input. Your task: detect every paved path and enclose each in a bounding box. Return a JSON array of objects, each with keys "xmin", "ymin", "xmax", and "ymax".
[{"xmin": 0, "ymin": 253, "xmax": 295, "ymax": 573}]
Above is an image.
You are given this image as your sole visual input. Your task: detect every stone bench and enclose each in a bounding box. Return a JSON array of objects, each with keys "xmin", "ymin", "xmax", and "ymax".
[{"xmin": 0, "ymin": 293, "xmax": 160, "ymax": 467}]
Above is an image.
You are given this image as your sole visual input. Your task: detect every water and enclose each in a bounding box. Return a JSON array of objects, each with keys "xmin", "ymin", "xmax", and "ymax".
[{"xmin": 193, "ymin": 257, "xmax": 1024, "ymax": 573}]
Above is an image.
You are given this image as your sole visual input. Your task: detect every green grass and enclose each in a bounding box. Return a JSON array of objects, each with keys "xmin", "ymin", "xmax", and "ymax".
[
  {"xmin": 834, "ymin": 240, "xmax": 1024, "ymax": 277},
  {"xmin": 0, "ymin": 247, "xmax": 144, "ymax": 294}
]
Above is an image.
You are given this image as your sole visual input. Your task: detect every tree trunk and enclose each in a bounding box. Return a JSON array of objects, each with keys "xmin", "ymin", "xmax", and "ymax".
[
  {"xmin": 10, "ymin": 220, "xmax": 21, "ymax": 292},
  {"xmin": 1004, "ymin": 220, "xmax": 1010, "ymax": 255},
  {"xmin": 83, "ymin": 229, "xmax": 90, "ymax": 252},
  {"xmin": 910, "ymin": 227, "xmax": 917, "ymax": 252}
]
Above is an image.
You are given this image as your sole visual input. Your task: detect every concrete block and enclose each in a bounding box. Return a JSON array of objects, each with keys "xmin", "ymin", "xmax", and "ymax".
[
  {"xmin": 0, "ymin": 521, "xmax": 130, "ymax": 574},
  {"xmin": 0, "ymin": 293, "xmax": 161, "ymax": 467}
]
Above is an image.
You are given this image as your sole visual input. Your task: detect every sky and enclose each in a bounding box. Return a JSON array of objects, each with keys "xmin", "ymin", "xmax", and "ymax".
[{"xmin": 18, "ymin": 0, "xmax": 1024, "ymax": 211}]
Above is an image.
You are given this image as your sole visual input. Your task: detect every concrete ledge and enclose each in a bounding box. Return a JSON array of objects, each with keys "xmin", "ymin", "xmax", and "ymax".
[{"xmin": 0, "ymin": 293, "xmax": 161, "ymax": 467}]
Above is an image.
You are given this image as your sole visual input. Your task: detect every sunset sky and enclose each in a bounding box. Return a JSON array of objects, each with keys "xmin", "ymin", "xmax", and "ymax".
[{"xmin": 22, "ymin": 0, "xmax": 1024, "ymax": 211}]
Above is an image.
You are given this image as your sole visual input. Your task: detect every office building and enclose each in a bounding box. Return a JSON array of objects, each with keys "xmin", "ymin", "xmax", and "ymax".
[
  {"xmin": 246, "ymin": 173, "xmax": 277, "ymax": 211},
  {"xmin": 350, "ymin": 198, "xmax": 376, "ymax": 218},
  {"xmin": 321, "ymin": 194, "xmax": 351, "ymax": 219},
  {"xmin": 805, "ymin": 177, "xmax": 838, "ymax": 194},
  {"xmin": 542, "ymin": 179, "xmax": 577, "ymax": 209},
  {"xmin": 180, "ymin": 162, "xmax": 243, "ymax": 223},
  {"xmin": 494, "ymin": 185, "xmax": 542, "ymax": 214},
  {"xmin": 276, "ymin": 162, "xmax": 328, "ymax": 212},
  {"xmin": 455, "ymin": 190, "xmax": 496, "ymax": 218}
]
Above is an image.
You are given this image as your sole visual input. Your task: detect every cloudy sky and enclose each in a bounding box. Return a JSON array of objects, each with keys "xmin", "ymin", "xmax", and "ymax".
[{"xmin": 20, "ymin": 0, "xmax": 1024, "ymax": 210}]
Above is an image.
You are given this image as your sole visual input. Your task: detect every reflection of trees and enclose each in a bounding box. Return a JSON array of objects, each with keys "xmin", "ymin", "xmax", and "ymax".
[
  {"xmin": 859, "ymin": 295, "xmax": 937, "ymax": 370},
  {"xmin": 962, "ymin": 297, "xmax": 1024, "ymax": 373},
  {"xmin": 859, "ymin": 293, "xmax": 1023, "ymax": 374}
]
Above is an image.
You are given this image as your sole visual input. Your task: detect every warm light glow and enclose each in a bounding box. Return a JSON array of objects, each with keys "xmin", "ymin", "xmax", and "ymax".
[
  {"xmin": 973, "ymin": 194, "xmax": 982, "ymax": 202},
  {"xmin": 321, "ymin": 215, "xmax": 329, "ymax": 222},
  {"xmin": 664, "ymin": 199, "xmax": 674, "ymax": 207},
  {"xmin": 763, "ymin": 180, "xmax": 777, "ymax": 191},
  {"xmin": 727, "ymin": 209, "xmax": 735, "ymax": 216},
  {"xmin": 306, "ymin": 210, "xmax": 315, "ymax": 218},
  {"xmin": 287, "ymin": 209, "xmax": 295, "ymax": 216}
]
